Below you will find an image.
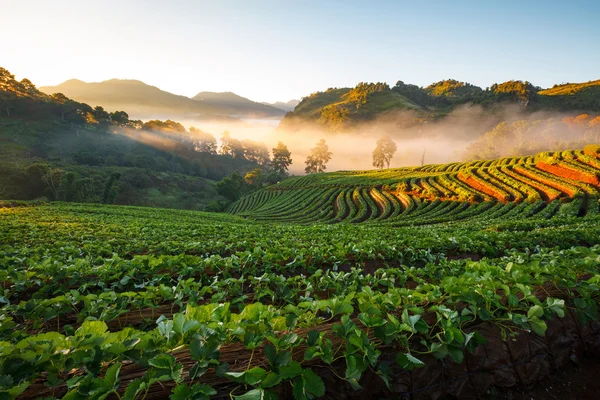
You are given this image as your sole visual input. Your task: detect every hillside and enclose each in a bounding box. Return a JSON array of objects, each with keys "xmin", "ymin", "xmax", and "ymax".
[
  {"xmin": 191, "ymin": 91, "xmax": 285, "ymax": 117},
  {"xmin": 537, "ymin": 80, "xmax": 600, "ymax": 110},
  {"xmin": 0, "ymin": 67, "xmax": 261, "ymax": 210},
  {"xmin": 281, "ymin": 78, "xmax": 600, "ymax": 131},
  {"xmin": 281, "ymin": 83, "xmax": 422, "ymax": 131},
  {"xmin": 39, "ymin": 79, "xmax": 284, "ymax": 120},
  {"xmin": 230, "ymin": 145, "xmax": 600, "ymax": 223}
]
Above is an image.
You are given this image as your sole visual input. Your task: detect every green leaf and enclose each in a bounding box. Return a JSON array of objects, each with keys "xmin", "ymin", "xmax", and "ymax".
[
  {"xmin": 264, "ymin": 343, "xmax": 276, "ymax": 366},
  {"xmin": 303, "ymin": 368, "xmax": 325, "ymax": 397},
  {"xmin": 172, "ymin": 383, "xmax": 216, "ymax": 400},
  {"xmin": 306, "ymin": 330, "xmax": 320, "ymax": 347},
  {"xmin": 234, "ymin": 388, "xmax": 277, "ymax": 400},
  {"xmin": 279, "ymin": 361, "xmax": 303, "ymax": 379},
  {"xmin": 104, "ymin": 363, "xmax": 121, "ymax": 388},
  {"xmin": 122, "ymin": 378, "xmax": 145, "ymax": 400},
  {"xmin": 293, "ymin": 376, "xmax": 307, "ymax": 400},
  {"xmin": 345, "ymin": 355, "xmax": 364, "ymax": 390},
  {"xmin": 170, "ymin": 384, "xmax": 190, "ymax": 400},
  {"xmin": 149, "ymin": 354, "xmax": 175, "ymax": 370},
  {"xmin": 478, "ymin": 308, "xmax": 491, "ymax": 321},
  {"xmin": 396, "ymin": 352, "xmax": 424, "ymax": 371},
  {"xmin": 224, "ymin": 367, "xmax": 267, "ymax": 385},
  {"xmin": 190, "ymin": 383, "xmax": 217, "ymax": 398},
  {"xmin": 529, "ymin": 318, "xmax": 547, "ymax": 336},
  {"xmin": 304, "ymin": 346, "xmax": 320, "ymax": 361},
  {"xmin": 76, "ymin": 320, "xmax": 108, "ymax": 336},
  {"xmin": 321, "ymin": 339, "xmax": 333, "ymax": 364},
  {"xmin": 244, "ymin": 367, "xmax": 267, "ymax": 386},
  {"xmin": 527, "ymin": 305, "xmax": 544, "ymax": 319},
  {"xmin": 260, "ymin": 372, "xmax": 282, "ymax": 388},
  {"xmin": 447, "ymin": 346, "xmax": 464, "ymax": 363},
  {"xmin": 173, "ymin": 313, "xmax": 185, "ymax": 335},
  {"xmin": 376, "ymin": 362, "xmax": 392, "ymax": 390},
  {"xmin": 546, "ymin": 298, "xmax": 565, "ymax": 318},
  {"xmin": 274, "ymin": 351, "xmax": 291, "ymax": 369}
]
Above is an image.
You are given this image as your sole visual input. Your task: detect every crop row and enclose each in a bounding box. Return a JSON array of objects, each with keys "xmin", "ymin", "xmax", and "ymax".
[{"xmin": 3, "ymin": 202, "xmax": 600, "ymax": 399}]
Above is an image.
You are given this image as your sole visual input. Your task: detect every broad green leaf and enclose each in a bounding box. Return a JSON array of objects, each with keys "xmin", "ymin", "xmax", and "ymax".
[
  {"xmin": 279, "ymin": 361, "xmax": 303, "ymax": 379},
  {"xmin": 303, "ymin": 368, "xmax": 325, "ymax": 397},
  {"xmin": 234, "ymin": 388, "xmax": 277, "ymax": 400},
  {"xmin": 529, "ymin": 318, "xmax": 547, "ymax": 336},
  {"xmin": 260, "ymin": 372, "xmax": 282, "ymax": 388},
  {"xmin": 527, "ymin": 305, "xmax": 544, "ymax": 319},
  {"xmin": 396, "ymin": 353, "xmax": 424, "ymax": 371}
]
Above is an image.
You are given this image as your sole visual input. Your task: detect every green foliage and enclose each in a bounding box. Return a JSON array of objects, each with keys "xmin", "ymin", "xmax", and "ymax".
[
  {"xmin": 489, "ymin": 80, "xmax": 539, "ymax": 103},
  {"xmin": 217, "ymin": 171, "xmax": 247, "ymax": 201},
  {"xmin": 426, "ymin": 79, "xmax": 483, "ymax": 98},
  {"xmin": 271, "ymin": 142, "xmax": 292, "ymax": 176},
  {"xmin": 1, "ymin": 202, "xmax": 600, "ymax": 398}
]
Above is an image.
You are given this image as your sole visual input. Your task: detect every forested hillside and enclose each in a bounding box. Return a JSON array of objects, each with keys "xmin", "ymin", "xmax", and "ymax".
[
  {"xmin": 281, "ymin": 79, "xmax": 600, "ymax": 131},
  {"xmin": 0, "ymin": 67, "xmax": 269, "ymax": 210}
]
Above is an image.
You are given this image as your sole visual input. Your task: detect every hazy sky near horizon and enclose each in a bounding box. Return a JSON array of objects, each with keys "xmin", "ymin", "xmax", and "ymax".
[{"xmin": 2, "ymin": 0, "xmax": 599, "ymax": 103}]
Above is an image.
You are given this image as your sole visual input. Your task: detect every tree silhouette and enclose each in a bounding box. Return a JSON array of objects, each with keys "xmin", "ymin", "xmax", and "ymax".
[
  {"xmin": 372, "ymin": 136, "xmax": 397, "ymax": 169},
  {"xmin": 305, "ymin": 139, "xmax": 332, "ymax": 174},
  {"xmin": 271, "ymin": 141, "xmax": 292, "ymax": 175}
]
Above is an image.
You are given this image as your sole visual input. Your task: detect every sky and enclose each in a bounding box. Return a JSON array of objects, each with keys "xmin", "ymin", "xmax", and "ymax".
[{"xmin": 2, "ymin": 0, "xmax": 599, "ymax": 103}]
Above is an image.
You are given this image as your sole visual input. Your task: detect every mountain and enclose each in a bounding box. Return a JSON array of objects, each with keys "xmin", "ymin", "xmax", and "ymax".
[
  {"xmin": 39, "ymin": 79, "xmax": 284, "ymax": 120},
  {"xmin": 39, "ymin": 79, "xmax": 216, "ymax": 120},
  {"xmin": 191, "ymin": 91, "xmax": 285, "ymax": 118},
  {"xmin": 280, "ymin": 79, "xmax": 600, "ymax": 132},
  {"xmin": 261, "ymin": 99, "xmax": 300, "ymax": 112}
]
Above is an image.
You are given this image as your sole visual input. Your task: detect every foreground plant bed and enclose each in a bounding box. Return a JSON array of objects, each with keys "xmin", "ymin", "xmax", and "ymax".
[
  {"xmin": 3, "ymin": 203, "xmax": 600, "ymax": 400},
  {"xmin": 15, "ymin": 307, "xmax": 600, "ymax": 400}
]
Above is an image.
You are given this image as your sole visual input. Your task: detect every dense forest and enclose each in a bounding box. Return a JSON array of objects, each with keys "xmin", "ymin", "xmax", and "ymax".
[
  {"xmin": 281, "ymin": 78, "xmax": 600, "ymax": 131},
  {"xmin": 0, "ymin": 67, "xmax": 286, "ymax": 210}
]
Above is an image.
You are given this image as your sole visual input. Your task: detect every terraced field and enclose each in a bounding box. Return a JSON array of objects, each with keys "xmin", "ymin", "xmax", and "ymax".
[
  {"xmin": 230, "ymin": 146, "xmax": 600, "ymax": 224},
  {"xmin": 2, "ymin": 145, "xmax": 600, "ymax": 400}
]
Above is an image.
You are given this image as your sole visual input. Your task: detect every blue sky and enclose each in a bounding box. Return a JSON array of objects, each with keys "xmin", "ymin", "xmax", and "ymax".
[{"xmin": 2, "ymin": 0, "xmax": 599, "ymax": 102}]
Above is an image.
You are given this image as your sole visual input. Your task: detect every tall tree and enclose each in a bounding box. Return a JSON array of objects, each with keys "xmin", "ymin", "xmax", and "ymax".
[
  {"xmin": 271, "ymin": 141, "xmax": 292, "ymax": 175},
  {"xmin": 242, "ymin": 139, "xmax": 271, "ymax": 165},
  {"xmin": 220, "ymin": 131, "xmax": 244, "ymax": 159},
  {"xmin": 305, "ymin": 139, "xmax": 332, "ymax": 174},
  {"xmin": 190, "ymin": 127, "xmax": 217, "ymax": 154},
  {"xmin": 216, "ymin": 171, "xmax": 246, "ymax": 201},
  {"xmin": 372, "ymin": 135, "xmax": 397, "ymax": 169},
  {"xmin": 110, "ymin": 111, "xmax": 130, "ymax": 125},
  {"xmin": 244, "ymin": 167, "xmax": 264, "ymax": 187}
]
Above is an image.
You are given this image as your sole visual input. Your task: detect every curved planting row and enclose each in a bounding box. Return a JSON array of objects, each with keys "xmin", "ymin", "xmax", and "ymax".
[{"xmin": 229, "ymin": 146, "xmax": 600, "ymax": 224}]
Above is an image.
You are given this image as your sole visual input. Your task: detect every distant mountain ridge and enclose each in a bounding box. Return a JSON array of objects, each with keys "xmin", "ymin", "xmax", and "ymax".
[
  {"xmin": 39, "ymin": 79, "xmax": 285, "ymax": 120},
  {"xmin": 191, "ymin": 91, "xmax": 285, "ymax": 117},
  {"xmin": 261, "ymin": 99, "xmax": 300, "ymax": 112}
]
